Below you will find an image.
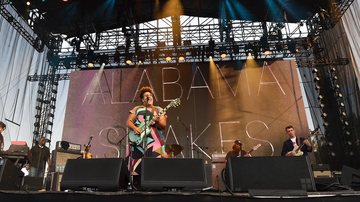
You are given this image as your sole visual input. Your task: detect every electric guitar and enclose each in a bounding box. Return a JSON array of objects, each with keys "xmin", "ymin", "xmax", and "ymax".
[
  {"xmin": 82, "ymin": 136, "xmax": 93, "ymax": 159},
  {"xmin": 287, "ymin": 128, "xmax": 320, "ymax": 156},
  {"xmin": 128, "ymin": 98, "xmax": 181, "ymax": 145},
  {"xmin": 242, "ymin": 144, "xmax": 262, "ymax": 157}
]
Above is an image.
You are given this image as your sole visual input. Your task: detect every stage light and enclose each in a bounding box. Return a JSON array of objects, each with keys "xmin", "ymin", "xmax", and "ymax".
[
  {"xmin": 26, "ymin": 1, "xmax": 31, "ymax": 6},
  {"xmin": 178, "ymin": 56, "xmax": 185, "ymax": 61},
  {"xmin": 315, "ymin": 85, "xmax": 321, "ymax": 90},
  {"xmin": 263, "ymin": 50, "xmax": 271, "ymax": 55},
  {"xmin": 87, "ymin": 63, "xmax": 94, "ymax": 68},
  {"xmin": 317, "ymin": 95, "xmax": 324, "ymax": 100},
  {"xmin": 312, "ymin": 68, "xmax": 318, "ymax": 73},
  {"xmin": 314, "ymin": 77, "xmax": 320, "ymax": 82},
  {"xmin": 321, "ymin": 113, "xmax": 328, "ymax": 118},
  {"xmin": 165, "ymin": 56, "xmax": 172, "ymax": 62}
]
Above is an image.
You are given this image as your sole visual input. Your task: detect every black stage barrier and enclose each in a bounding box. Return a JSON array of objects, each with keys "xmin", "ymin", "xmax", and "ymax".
[
  {"xmin": 0, "ymin": 158, "xmax": 24, "ymax": 190},
  {"xmin": 141, "ymin": 158, "xmax": 207, "ymax": 190},
  {"xmin": 60, "ymin": 158, "xmax": 128, "ymax": 191},
  {"xmin": 225, "ymin": 156, "xmax": 316, "ymax": 194}
]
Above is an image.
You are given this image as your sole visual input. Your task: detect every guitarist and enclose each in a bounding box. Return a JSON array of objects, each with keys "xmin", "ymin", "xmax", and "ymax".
[
  {"xmin": 281, "ymin": 125, "xmax": 312, "ymax": 156},
  {"xmin": 225, "ymin": 140, "xmax": 252, "ymax": 160},
  {"xmin": 126, "ymin": 86, "xmax": 167, "ymax": 180}
]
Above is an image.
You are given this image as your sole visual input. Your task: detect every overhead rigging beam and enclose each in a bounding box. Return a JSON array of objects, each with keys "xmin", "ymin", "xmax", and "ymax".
[{"xmin": 0, "ymin": 0, "xmax": 44, "ymax": 52}]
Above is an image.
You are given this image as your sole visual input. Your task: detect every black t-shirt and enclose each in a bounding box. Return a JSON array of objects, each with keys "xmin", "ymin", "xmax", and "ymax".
[
  {"xmin": 225, "ymin": 150, "xmax": 248, "ymax": 160},
  {"xmin": 30, "ymin": 145, "xmax": 50, "ymax": 170}
]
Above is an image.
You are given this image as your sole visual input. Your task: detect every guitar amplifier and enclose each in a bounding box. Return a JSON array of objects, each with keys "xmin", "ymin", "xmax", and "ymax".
[
  {"xmin": 51, "ymin": 150, "xmax": 82, "ymax": 173},
  {"xmin": 55, "ymin": 141, "xmax": 81, "ymax": 153}
]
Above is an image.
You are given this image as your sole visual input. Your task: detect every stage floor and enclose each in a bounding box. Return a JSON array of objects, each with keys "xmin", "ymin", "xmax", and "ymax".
[{"xmin": 1, "ymin": 190, "xmax": 360, "ymax": 202}]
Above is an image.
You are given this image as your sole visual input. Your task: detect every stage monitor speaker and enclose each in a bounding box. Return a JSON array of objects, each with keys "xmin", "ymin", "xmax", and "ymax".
[
  {"xmin": 340, "ymin": 165, "xmax": 360, "ymax": 190},
  {"xmin": 141, "ymin": 158, "xmax": 207, "ymax": 190},
  {"xmin": 60, "ymin": 158, "xmax": 128, "ymax": 191},
  {"xmin": 226, "ymin": 156, "xmax": 316, "ymax": 192},
  {"xmin": 0, "ymin": 158, "xmax": 24, "ymax": 190}
]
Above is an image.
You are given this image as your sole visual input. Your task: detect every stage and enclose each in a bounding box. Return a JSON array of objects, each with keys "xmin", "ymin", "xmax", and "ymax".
[{"xmin": 1, "ymin": 190, "xmax": 360, "ymax": 202}]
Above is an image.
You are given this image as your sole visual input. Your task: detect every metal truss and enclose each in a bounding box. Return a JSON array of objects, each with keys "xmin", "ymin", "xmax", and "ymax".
[
  {"xmin": 0, "ymin": 0, "xmax": 44, "ymax": 51},
  {"xmin": 55, "ymin": 16, "xmax": 310, "ymax": 70},
  {"xmin": 29, "ymin": 63, "xmax": 61, "ymax": 147}
]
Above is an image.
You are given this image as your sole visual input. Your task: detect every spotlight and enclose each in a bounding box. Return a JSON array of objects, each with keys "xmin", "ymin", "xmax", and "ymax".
[
  {"xmin": 165, "ymin": 56, "xmax": 172, "ymax": 62},
  {"xmin": 314, "ymin": 77, "xmax": 320, "ymax": 82},
  {"xmin": 125, "ymin": 53, "xmax": 132, "ymax": 65},
  {"xmin": 321, "ymin": 113, "xmax": 328, "ymax": 118},
  {"xmin": 312, "ymin": 68, "xmax": 318, "ymax": 73},
  {"xmin": 26, "ymin": 1, "xmax": 31, "ymax": 6},
  {"xmin": 318, "ymin": 95, "xmax": 324, "ymax": 100},
  {"xmin": 178, "ymin": 56, "xmax": 185, "ymax": 62},
  {"xmin": 315, "ymin": 85, "xmax": 321, "ymax": 90}
]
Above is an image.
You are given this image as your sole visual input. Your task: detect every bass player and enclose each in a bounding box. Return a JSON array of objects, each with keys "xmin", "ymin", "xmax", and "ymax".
[{"xmin": 281, "ymin": 125, "xmax": 313, "ymax": 156}]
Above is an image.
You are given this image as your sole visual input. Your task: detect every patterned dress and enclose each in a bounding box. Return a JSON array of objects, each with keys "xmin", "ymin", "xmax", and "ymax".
[{"xmin": 127, "ymin": 105, "xmax": 167, "ymax": 175}]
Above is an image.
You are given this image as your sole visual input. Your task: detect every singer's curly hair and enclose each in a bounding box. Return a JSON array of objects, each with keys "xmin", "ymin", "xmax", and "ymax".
[{"xmin": 139, "ymin": 86, "xmax": 155, "ymax": 99}]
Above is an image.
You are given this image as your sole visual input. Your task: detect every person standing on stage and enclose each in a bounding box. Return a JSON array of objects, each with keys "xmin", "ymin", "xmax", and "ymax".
[
  {"xmin": 225, "ymin": 140, "xmax": 251, "ymax": 160},
  {"xmin": 29, "ymin": 137, "xmax": 51, "ymax": 177},
  {"xmin": 281, "ymin": 125, "xmax": 312, "ymax": 156},
  {"xmin": 0, "ymin": 121, "xmax": 6, "ymax": 151},
  {"xmin": 127, "ymin": 86, "xmax": 167, "ymax": 176}
]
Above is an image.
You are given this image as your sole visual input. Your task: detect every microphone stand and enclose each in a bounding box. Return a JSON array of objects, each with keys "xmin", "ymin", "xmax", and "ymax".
[
  {"xmin": 177, "ymin": 116, "xmax": 192, "ymax": 158},
  {"xmin": 143, "ymin": 98, "xmax": 150, "ymax": 158}
]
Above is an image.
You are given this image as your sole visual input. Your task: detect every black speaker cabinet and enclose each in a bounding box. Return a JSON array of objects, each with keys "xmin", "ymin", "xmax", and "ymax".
[
  {"xmin": 23, "ymin": 176, "xmax": 44, "ymax": 191},
  {"xmin": 226, "ymin": 156, "xmax": 316, "ymax": 192},
  {"xmin": 141, "ymin": 158, "xmax": 207, "ymax": 190},
  {"xmin": 340, "ymin": 165, "xmax": 360, "ymax": 190},
  {"xmin": 60, "ymin": 158, "xmax": 128, "ymax": 191},
  {"xmin": 0, "ymin": 158, "xmax": 24, "ymax": 190}
]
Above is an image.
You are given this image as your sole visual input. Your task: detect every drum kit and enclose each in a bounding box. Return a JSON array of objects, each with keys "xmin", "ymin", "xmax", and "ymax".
[{"xmin": 164, "ymin": 144, "xmax": 183, "ymax": 157}]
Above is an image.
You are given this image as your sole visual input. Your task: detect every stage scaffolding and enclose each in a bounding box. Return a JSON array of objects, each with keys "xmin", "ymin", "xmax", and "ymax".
[{"xmin": 1, "ymin": 0, "xmax": 356, "ymax": 167}]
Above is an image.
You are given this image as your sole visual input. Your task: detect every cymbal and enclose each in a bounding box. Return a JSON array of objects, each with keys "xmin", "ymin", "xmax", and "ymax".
[{"xmin": 165, "ymin": 144, "xmax": 183, "ymax": 156}]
